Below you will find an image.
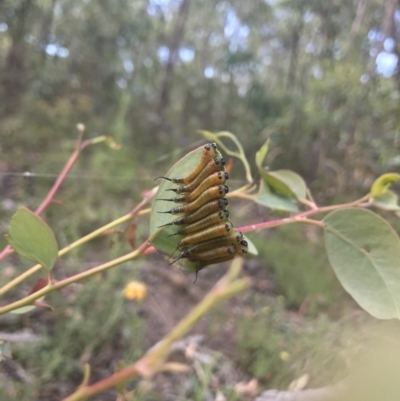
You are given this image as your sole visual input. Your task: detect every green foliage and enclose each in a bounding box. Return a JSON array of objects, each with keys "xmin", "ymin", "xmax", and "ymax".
[
  {"xmin": 2, "ymin": 0, "xmax": 400, "ymax": 397},
  {"xmin": 6, "ymin": 207, "xmax": 58, "ymax": 271},
  {"xmin": 254, "ymin": 180, "xmax": 299, "ymax": 212},
  {"xmin": 323, "ymin": 208, "xmax": 400, "ymax": 319},
  {"xmin": 236, "ymin": 296, "xmax": 352, "ymax": 387},
  {"xmin": 371, "ymin": 173, "xmax": 400, "ymax": 197},
  {"xmin": 373, "ymin": 191, "xmax": 400, "ymax": 211},
  {"xmin": 7, "ymin": 269, "xmax": 144, "ymax": 399}
]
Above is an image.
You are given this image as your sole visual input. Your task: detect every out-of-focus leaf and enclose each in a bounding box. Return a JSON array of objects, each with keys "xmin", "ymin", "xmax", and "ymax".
[
  {"xmin": 324, "ymin": 208, "xmax": 400, "ymax": 319},
  {"xmin": 9, "ymin": 305, "xmax": 36, "ymax": 315},
  {"xmin": 5, "ymin": 207, "xmax": 58, "ymax": 271},
  {"xmin": 373, "ymin": 190, "xmax": 400, "ymax": 211},
  {"xmin": 28, "ymin": 278, "xmax": 49, "ymax": 295},
  {"xmin": 255, "ymin": 140, "xmax": 269, "ymax": 168},
  {"xmin": 126, "ymin": 220, "xmax": 137, "ymax": 249},
  {"xmin": 33, "ymin": 300, "xmax": 54, "ymax": 311},
  {"xmin": 371, "ymin": 173, "xmax": 400, "ymax": 197},
  {"xmin": 259, "ymin": 169, "xmax": 307, "ymax": 201},
  {"xmin": 243, "ymin": 235, "xmax": 258, "ymax": 256},
  {"xmin": 253, "ymin": 180, "xmax": 298, "ymax": 212}
]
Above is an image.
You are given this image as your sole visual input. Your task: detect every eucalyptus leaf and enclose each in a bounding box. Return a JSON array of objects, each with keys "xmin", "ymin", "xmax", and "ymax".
[
  {"xmin": 253, "ymin": 179, "xmax": 298, "ymax": 212},
  {"xmin": 6, "ymin": 207, "xmax": 58, "ymax": 271},
  {"xmin": 371, "ymin": 173, "xmax": 400, "ymax": 197},
  {"xmin": 324, "ymin": 208, "xmax": 400, "ymax": 319},
  {"xmin": 255, "ymin": 140, "xmax": 269, "ymax": 168},
  {"xmin": 243, "ymin": 235, "xmax": 258, "ymax": 256},
  {"xmin": 9, "ymin": 305, "xmax": 36, "ymax": 315},
  {"xmin": 259, "ymin": 169, "xmax": 307, "ymax": 201},
  {"xmin": 373, "ymin": 190, "xmax": 400, "ymax": 211}
]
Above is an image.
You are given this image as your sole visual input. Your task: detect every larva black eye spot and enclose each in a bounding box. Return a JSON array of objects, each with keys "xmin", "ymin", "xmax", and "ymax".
[
  {"xmin": 228, "ymin": 245, "xmax": 235, "ymax": 254},
  {"xmin": 242, "ymin": 248, "xmax": 248, "ymax": 254},
  {"xmin": 224, "ymin": 172, "xmax": 229, "ymax": 180},
  {"xmin": 235, "ymin": 231, "xmax": 244, "ymax": 241},
  {"xmin": 221, "ymin": 158, "xmax": 226, "ymax": 166},
  {"xmin": 223, "ymin": 198, "xmax": 228, "ymax": 207},
  {"xmin": 240, "ymin": 240, "xmax": 248, "ymax": 247},
  {"xmin": 218, "ymin": 172, "xmax": 223, "ymax": 179},
  {"xmin": 225, "ymin": 223, "xmax": 232, "ymax": 231},
  {"xmin": 224, "ymin": 185, "xmax": 229, "ymax": 194},
  {"xmin": 224, "ymin": 210, "xmax": 229, "ymax": 218},
  {"xmin": 205, "ymin": 144, "xmax": 211, "ymax": 151},
  {"xmin": 211, "ymin": 143, "xmax": 217, "ymax": 150},
  {"xmin": 218, "ymin": 211, "xmax": 224, "ymax": 219}
]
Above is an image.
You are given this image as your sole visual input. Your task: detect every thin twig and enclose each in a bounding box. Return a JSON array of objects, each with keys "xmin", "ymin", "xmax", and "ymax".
[
  {"xmin": 62, "ymin": 259, "xmax": 249, "ymax": 401},
  {"xmin": 0, "ymin": 239, "xmax": 151, "ymax": 315},
  {"xmin": 0, "ymin": 136, "xmax": 103, "ymax": 262},
  {"xmin": 0, "ymin": 198, "xmax": 151, "ymax": 296}
]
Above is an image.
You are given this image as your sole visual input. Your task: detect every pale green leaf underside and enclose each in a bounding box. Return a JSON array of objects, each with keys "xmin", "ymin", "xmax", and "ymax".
[
  {"xmin": 261, "ymin": 169, "xmax": 307, "ymax": 201},
  {"xmin": 323, "ymin": 208, "xmax": 400, "ymax": 319},
  {"xmin": 254, "ymin": 180, "xmax": 298, "ymax": 212},
  {"xmin": 373, "ymin": 190, "xmax": 400, "ymax": 211}
]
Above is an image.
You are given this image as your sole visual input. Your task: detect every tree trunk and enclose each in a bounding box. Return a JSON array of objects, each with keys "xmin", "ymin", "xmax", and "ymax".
[
  {"xmin": 157, "ymin": 0, "xmax": 191, "ymax": 134},
  {"xmin": 1, "ymin": 0, "xmax": 33, "ymax": 115},
  {"xmin": 367, "ymin": 0, "xmax": 397, "ymax": 75},
  {"xmin": 341, "ymin": 0, "xmax": 369, "ymax": 58},
  {"xmin": 286, "ymin": 18, "xmax": 304, "ymax": 90},
  {"xmin": 38, "ymin": 0, "xmax": 57, "ymax": 59}
]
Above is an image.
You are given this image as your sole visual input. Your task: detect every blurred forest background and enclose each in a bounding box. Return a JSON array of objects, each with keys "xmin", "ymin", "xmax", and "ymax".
[{"xmin": 1, "ymin": 0, "xmax": 400, "ymax": 400}]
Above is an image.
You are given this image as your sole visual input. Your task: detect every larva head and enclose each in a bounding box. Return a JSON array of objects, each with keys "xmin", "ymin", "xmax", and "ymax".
[
  {"xmin": 214, "ymin": 157, "xmax": 225, "ymax": 167},
  {"xmin": 219, "ymin": 210, "xmax": 229, "ymax": 219},
  {"xmin": 225, "ymin": 221, "xmax": 233, "ymax": 232},
  {"xmin": 238, "ymin": 240, "xmax": 248, "ymax": 255},
  {"xmin": 215, "ymin": 171, "xmax": 229, "ymax": 182},
  {"xmin": 218, "ymin": 198, "xmax": 229, "ymax": 209},
  {"xmin": 203, "ymin": 143, "xmax": 218, "ymax": 158},
  {"xmin": 231, "ymin": 230, "xmax": 244, "ymax": 242},
  {"xmin": 218, "ymin": 185, "xmax": 229, "ymax": 195}
]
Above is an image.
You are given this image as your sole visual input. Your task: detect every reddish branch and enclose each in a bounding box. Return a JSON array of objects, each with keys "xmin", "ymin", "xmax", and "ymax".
[{"xmin": 0, "ymin": 138, "xmax": 91, "ymax": 262}]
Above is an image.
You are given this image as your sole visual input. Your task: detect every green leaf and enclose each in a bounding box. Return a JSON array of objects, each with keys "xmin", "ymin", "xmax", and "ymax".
[
  {"xmin": 9, "ymin": 305, "xmax": 36, "ymax": 315},
  {"xmin": 255, "ymin": 140, "xmax": 269, "ymax": 168},
  {"xmin": 323, "ymin": 208, "xmax": 400, "ymax": 319},
  {"xmin": 243, "ymin": 235, "xmax": 258, "ymax": 256},
  {"xmin": 253, "ymin": 179, "xmax": 299, "ymax": 212},
  {"xmin": 373, "ymin": 190, "xmax": 400, "ymax": 211},
  {"xmin": 6, "ymin": 207, "xmax": 58, "ymax": 271},
  {"xmin": 371, "ymin": 173, "xmax": 400, "ymax": 197},
  {"xmin": 259, "ymin": 169, "xmax": 307, "ymax": 201}
]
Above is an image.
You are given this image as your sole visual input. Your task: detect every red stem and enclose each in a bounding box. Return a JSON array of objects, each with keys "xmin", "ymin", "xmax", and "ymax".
[{"xmin": 0, "ymin": 139, "xmax": 90, "ymax": 262}]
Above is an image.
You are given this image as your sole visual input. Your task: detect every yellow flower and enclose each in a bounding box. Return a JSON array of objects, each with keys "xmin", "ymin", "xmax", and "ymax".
[
  {"xmin": 123, "ymin": 281, "xmax": 147, "ymax": 301},
  {"xmin": 280, "ymin": 351, "xmax": 290, "ymax": 361}
]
